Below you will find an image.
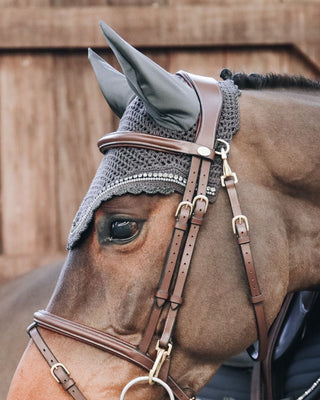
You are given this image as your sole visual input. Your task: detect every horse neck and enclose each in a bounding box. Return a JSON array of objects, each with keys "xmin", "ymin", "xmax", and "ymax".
[{"xmin": 235, "ymin": 88, "xmax": 320, "ymax": 292}]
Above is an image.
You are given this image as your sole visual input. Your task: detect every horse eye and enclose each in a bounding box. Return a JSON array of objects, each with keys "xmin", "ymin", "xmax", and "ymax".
[
  {"xmin": 97, "ymin": 217, "xmax": 142, "ymax": 246},
  {"xmin": 110, "ymin": 220, "xmax": 139, "ymax": 241}
]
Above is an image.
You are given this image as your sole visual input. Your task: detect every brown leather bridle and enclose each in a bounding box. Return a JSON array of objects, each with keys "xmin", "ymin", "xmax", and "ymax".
[{"xmin": 27, "ymin": 72, "xmax": 268, "ymax": 400}]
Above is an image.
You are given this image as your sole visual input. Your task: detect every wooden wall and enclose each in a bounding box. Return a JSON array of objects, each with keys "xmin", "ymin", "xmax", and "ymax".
[{"xmin": 0, "ymin": 1, "xmax": 319, "ymax": 281}]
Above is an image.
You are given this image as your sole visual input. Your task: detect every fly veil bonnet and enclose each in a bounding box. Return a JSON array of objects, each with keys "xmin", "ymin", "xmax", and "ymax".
[{"xmin": 67, "ymin": 22, "xmax": 240, "ymax": 249}]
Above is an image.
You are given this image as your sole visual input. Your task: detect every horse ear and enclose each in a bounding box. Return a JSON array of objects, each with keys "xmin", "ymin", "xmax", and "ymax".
[
  {"xmin": 99, "ymin": 22, "xmax": 200, "ymax": 131},
  {"xmin": 88, "ymin": 48, "xmax": 135, "ymax": 118}
]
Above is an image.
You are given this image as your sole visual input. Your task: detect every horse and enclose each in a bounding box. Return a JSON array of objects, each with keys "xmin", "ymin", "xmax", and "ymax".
[{"xmin": 7, "ymin": 22, "xmax": 320, "ymax": 400}]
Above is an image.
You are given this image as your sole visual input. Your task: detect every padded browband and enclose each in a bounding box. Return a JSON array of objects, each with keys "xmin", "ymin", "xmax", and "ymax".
[{"xmin": 98, "ymin": 131, "xmax": 215, "ymax": 160}]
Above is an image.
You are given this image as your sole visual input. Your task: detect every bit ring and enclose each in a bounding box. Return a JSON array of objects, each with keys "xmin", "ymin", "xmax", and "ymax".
[{"xmin": 120, "ymin": 376, "xmax": 175, "ymax": 400}]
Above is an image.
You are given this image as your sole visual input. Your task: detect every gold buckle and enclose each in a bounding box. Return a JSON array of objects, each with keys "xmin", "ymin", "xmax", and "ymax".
[
  {"xmin": 175, "ymin": 201, "xmax": 193, "ymax": 218},
  {"xmin": 221, "ymin": 172, "xmax": 238, "ymax": 187},
  {"xmin": 232, "ymin": 215, "xmax": 249, "ymax": 234},
  {"xmin": 149, "ymin": 341, "xmax": 172, "ymax": 385},
  {"xmin": 192, "ymin": 195, "xmax": 209, "ymax": 213},
  {"xmin": 50, "ymin": 363, "xmax": 70, "ymax": 383},
  {"xmin": 217, "ymin": 139, "xmax": 238, "ymax": 187}
]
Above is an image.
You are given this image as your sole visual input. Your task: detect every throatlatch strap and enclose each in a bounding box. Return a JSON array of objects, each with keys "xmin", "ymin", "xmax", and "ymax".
[{"xmin": 224, "ymin": 178, "xmax": 268, "ymax": 361}]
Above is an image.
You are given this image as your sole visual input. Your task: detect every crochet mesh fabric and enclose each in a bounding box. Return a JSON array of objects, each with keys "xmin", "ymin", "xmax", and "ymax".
[{"xmin": 67, "ymin": 79, "xmax": 240, "ymax": 249}]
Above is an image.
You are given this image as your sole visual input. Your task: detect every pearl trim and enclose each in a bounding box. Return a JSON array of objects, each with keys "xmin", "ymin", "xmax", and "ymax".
[{"xmin": 69, "ymin": 173, "xmax": 216, "ymax": 237}]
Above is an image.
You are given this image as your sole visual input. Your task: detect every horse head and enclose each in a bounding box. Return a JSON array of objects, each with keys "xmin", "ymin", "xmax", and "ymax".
[{"xmin": 8, "ymin": 23, "xmax": 320, "ymax": 400}]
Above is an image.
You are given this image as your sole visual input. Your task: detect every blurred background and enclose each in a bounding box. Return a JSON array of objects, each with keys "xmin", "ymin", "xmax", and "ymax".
[{"xmin": 0, "ymin": 0, "xmax": 319, "ymax": 282}]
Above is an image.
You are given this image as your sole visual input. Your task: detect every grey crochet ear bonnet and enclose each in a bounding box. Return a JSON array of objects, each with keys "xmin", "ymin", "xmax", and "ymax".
[{"xmin": 67, "ymin": 24, "xmax": 240, "ymax": 249}]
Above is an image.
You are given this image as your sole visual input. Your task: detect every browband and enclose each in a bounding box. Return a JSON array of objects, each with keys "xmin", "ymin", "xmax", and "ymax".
[{"xmin": 98, "ymin": 131, "xmax": 215, "ymax": 160}]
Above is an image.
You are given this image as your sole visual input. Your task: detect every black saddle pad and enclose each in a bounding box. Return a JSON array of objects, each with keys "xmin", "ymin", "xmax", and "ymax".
[
  {"xmin": 197, "ymin": 293, "xmax": 320, "ymax": 400},
  {"xmin": 281, "ymin": 304, "xmax": 320, "ymax": 399},
  {"xmin": 198, "ymin": 365, "xmax": 251, "ymax": 400}
]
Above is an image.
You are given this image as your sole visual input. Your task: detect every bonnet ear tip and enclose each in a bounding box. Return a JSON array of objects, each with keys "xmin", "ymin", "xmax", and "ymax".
[{"xmin": 99, "ymin": 21, "xmax": 113, "ymax": 36}]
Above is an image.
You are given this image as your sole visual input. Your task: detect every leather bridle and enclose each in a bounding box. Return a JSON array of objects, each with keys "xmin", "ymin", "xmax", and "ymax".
[{"xmin": 27, "ymin": 72, "xmax": 268, "ymax": 400}]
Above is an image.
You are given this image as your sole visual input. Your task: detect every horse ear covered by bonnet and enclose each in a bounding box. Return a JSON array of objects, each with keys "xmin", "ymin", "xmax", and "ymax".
[{"xmin": 67, "ymin": 22, "xmax": 240, "ymax": 250}]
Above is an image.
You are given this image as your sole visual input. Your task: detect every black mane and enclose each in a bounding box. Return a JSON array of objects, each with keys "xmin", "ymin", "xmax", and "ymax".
[{"xmin": 220, "ymin": 69, "xmax": 320, "ymax": 90}]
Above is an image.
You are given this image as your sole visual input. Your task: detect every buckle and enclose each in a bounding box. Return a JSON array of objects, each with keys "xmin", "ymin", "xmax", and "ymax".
[
  {"xmin": 149, "ymin": 341, "xmax": 172, "ymax": 385},
  {"xmin": 50, "ymin": 363, "xmax": 70, "ymax": 383},
  {"xmin": 192, "ymin": 195, "xmax": 209, "ymax": 213},
  {"xmin": 175, "ymin": 201, "xmax": 193, "ymax": 218},
  {"xmin": 216, "ymin": 139, "xmax": 238, "ymax": 187},
  {"xmin": 232, "ymin": 215, "xmax": 249, "ymax": 234},
  {"xmin": 221, "ymin": 172, "xmax": 238, "ymax": 187},
  {"xmin": 215, "ymin": 138, "xmax": 230, "ymax": 156}
]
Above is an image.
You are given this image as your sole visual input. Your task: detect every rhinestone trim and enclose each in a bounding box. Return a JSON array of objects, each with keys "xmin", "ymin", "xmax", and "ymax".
[{"xmin": 70, "ymin": 173, "xmax": 216, "ymax": 237}]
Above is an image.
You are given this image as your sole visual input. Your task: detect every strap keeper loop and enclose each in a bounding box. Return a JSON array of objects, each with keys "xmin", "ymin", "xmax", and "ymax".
[
  {"xmin": 170, "ymin": 294, "xmax": 183, "ymax": 305},
  {"xmin": 238, "ymin": 235, "xmax": 250, "ymax": 245},
  {"xmin": 251, "ymin": 294, "xmax": 264, "ymax": 304},
  {"xmin": 156, "ymin": 290, "xmax": 169, "ymax": 301}
]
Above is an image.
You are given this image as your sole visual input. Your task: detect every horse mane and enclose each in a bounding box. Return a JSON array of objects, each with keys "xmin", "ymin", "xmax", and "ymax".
[{"xmin": 220, "ymin": 68, "xmax": 320, "ymax": 90}]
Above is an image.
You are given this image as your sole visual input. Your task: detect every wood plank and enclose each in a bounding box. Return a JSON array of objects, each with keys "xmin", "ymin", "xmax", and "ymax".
[
  {"xmin": 0, "ymin": 53, "xmax": 58, "ymax": 256},
  {"xmin": 50, "ymin": 0, "xmax": 108, "ymax": 5},
  {"xmin": 0, "ymin": 4, "xmax": 317, "ymax": 69},
  {"xmin": 169, "ymin": 47, "xmax": 320, "ymax": 81},
  {"xmin": 169, "ymin": 0, "xmax": 282, "ymax": 4},
  {"xmin": 0, "ymin": 4, "xmax": 318, "ymax": 70},
  {"xmin": 0, "ymin": 0, "xmax": 50, "ymax": 6},
  {"xmin": 54, "ymin": 51, "xmax": 114, "ymax": 248}
]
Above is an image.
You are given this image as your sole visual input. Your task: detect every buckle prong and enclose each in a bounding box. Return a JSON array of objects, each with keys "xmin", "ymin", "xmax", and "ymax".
[
  {"xmin": 175, "ymin": 201, "xmax": 193, "ymax": 218},
  {"xmin": 232, "ymin": 215, "xmax": 249, "ymax": 234},
  {"xmin": 50, "ymin": 362, "xmax": 70, "ymax": 383},
  {"xmin": 192, "ymin": 195, "xmax": 209, "ymax": 213}
]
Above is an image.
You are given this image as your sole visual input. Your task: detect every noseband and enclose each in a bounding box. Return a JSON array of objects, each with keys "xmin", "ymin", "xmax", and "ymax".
[{"xmin": 28, "ymin": 72, "xmax": 268, "ymax": 400}]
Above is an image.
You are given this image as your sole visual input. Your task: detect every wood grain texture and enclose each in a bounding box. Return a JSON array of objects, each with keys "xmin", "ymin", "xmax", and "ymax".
[
  {"xmin": 0, "ymin": 53, "xmax": 58, "ymax": 256},
  {"xmin": 0, "ymin": 4, "xmax": 319, "ymax": 70},
  {"xmin": 168, "ymin": 47, "xmax": 319, "ymax": 80}
]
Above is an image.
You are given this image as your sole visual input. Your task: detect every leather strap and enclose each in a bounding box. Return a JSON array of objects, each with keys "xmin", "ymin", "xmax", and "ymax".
[
  {"xmin": 98, "ymin": 131, "xmax": 215, "ymax": 160},
  {"xmin": 30, "ymin": 311, "xmax": 190, "ymax": 400},
  {"xmin": 138, "ymin": 157, "xmax": 201, "ymax": 353},
  {"xmin": 224, "ymin": 177, "xmax": 268, "ymax": 361},
  {"xmin": 250, "ymin": 293, "xmax": 295, "ymax": 400},
  {"xmin": 28, "ymin": 325, "xmax": 87, "ymax": 400},
  {"xmin": 140, "ymin": 72, "xmax": 222, "ymax": 353}
]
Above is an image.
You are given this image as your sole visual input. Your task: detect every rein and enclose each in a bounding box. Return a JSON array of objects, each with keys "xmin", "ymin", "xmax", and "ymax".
[{"xmin": 27, "ymin": 72, "xmax": 268, "ymax": 400}]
